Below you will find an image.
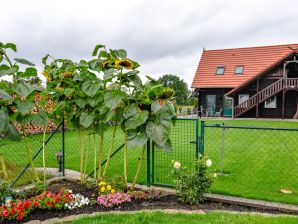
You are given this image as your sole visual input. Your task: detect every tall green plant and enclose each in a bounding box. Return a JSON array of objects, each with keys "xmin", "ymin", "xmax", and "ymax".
[
  {"xmin": 43, "ymin": 44, "xmax": 176, "ymax": 188},
  {"xmin": 0, "ymin": 42, "xmax": 48, "ymax": 184}
]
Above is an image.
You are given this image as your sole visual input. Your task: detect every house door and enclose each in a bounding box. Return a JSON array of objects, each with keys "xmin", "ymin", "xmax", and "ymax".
[
  {"xmin": 223, "ymin": 96, "xmax": 233, "ymax": 117},
  {"xmin": 286, "ymin": 62, "xmax": 298, "ymax": 78},
  {"xmin": 206, "ymin": 95, "xmax": 216, "ymax": 116}
]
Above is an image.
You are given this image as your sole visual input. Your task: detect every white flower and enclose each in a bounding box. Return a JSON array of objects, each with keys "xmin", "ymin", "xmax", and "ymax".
[
  {"xmin": 213, "ymin": 173, "xmax": 217, "ymax": 178},
  {"xmin": 69, "ymin": 190, "xmax": 73, "ymax": 193},
  {"xmin": 206, "ymin": 159, "xmax": 212, "ymax": 167},
  {"xmin": 173, "ymin": 161, "xmax": 181, "ymax": 169}
]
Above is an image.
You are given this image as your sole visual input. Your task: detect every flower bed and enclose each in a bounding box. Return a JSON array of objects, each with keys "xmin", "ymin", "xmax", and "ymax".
[
  {"xmin": 0, "ymin": 189, "xmax": 88, "ymax": 222},
  {"xmin": 0, "ymin": 179, "xmax": 294, "ymax": 224}
]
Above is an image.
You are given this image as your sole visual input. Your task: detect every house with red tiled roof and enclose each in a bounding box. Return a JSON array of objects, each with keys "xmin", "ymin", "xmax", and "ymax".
[{"xmin": 191, "ymin": 43, "xmax": 298, "ymax": 119}]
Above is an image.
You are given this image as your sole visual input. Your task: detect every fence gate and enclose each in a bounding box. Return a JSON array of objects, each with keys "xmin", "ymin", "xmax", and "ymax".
[
  {"xmin": 151, "ymin": 118, "xmax": 199, "ymax": 186},
  {"xmin": 203, "ymin": 122, "xmax": 298, "ymax": 204}
]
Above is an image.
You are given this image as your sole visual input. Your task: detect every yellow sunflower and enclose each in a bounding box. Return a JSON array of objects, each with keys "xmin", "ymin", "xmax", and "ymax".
[
  {"xmin": 115, "ymin": 59, "xmax": 133, "ymax": 70},
  {"xmin": 41, "ymin": 71, "xmax": 51, "ymax": 81},
  {"xmin": 102, "ymin": 60, "xmax": 109, "ymax": 68}
]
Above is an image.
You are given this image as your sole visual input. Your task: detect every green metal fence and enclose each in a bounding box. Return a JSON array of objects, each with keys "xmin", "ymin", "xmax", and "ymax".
[
  {"xmin": 151, "ymin": 118, "xmax": 199, "ymax": 186},
  {"xmin": 5, "ymin": 121, "xmax": 65, "ymax": 188},
  {"xmin": 4, "ymin": 118, "xmax": 298, "ymax": 205},
  {"xmin": 203, "ymin": 122, "xmax": 298, "ymax": 204}
]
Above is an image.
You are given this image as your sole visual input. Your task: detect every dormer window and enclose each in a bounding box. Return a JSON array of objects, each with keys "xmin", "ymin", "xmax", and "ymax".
[
  {"xmin": 215, "ymin": 66, "xmax": 225, "ymax": 75},
  {"xmin": 235, "ymin": 65, "xmax": 244, "ymax": 74}
]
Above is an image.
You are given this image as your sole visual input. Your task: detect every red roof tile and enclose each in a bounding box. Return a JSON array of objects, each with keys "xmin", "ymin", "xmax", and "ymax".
[{"xmin": 191, "ymin": 43, "xmax": 298, "ymax": 89}]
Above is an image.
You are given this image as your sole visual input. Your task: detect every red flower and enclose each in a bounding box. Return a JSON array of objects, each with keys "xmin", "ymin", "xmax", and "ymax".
[
  {"xmin": 55, "ymin": 196, "xmax": 61, "ymax": 202},
  {"xmin": 37, "ymin": 195, "xmax": 43, "ymax": 200},
  {"xmin": 3, "ymin": 210, "xmax": 9, "ymax": 217},
  {"xmin": 34, "ymin": 202, "xmax": 39, "ymax": 208},
  {"xmin": 10, "ymin": 207, "xmax": 17, "ymax": 215},
  {"xmin": 17, "ymin": 212, "xmax": 23, "ymax": 221}
]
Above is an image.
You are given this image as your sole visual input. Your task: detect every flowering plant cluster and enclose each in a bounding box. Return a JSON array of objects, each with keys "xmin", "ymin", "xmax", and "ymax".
[
  {"xmin": 0, "ymin": 189, "xmax": 89, "ymax": 222},
  {"xmin": 0, "ymin": 199, "xmax": 38, "ymax": 221},
  {"xmin": 172, "ymin": 157, "xmax": 215, "ymax": 205},
  {"xmin": 65, "ymin": 192, "xmax": 90, "ymax": 210},
  {"xmin": 98, "ymin": 181, "xmax": 116, "ymax": 195},
  {"xmin": 97, "ymin": 192, "xmax": 131, "ymax": 208},
  {"xmin": 36, "ymin": 189, "xmax": 72, "ymax": 210}
]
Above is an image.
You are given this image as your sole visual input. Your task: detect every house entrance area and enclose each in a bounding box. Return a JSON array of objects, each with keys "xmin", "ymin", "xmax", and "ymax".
[
  {"xmin": 205, "ymin": 95, "xmax": 232, "ymax": 117},
  {"xmin": 223, "ymin": 96, "xmax": 233, "ymax": 117}
]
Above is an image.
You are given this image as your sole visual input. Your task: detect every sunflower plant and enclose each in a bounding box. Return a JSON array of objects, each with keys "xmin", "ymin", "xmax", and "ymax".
[
  {"xmin": 43, "ymin": 44, "xmax": 176, "ymax": 188},
  {"xmin": 0, "ymin": 42, "xmax": 49, "ymax": 184}
]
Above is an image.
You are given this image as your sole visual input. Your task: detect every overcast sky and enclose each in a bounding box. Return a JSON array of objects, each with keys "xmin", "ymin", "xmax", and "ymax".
[{"xmin": 1, "ymin": 0, "xmax": 298, "ymax": 87}]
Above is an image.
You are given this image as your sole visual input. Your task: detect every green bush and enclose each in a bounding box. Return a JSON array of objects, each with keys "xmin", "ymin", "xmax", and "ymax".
[{"xmin": 171, "ymin": 158, "xmax": 215, "ymax": 205}]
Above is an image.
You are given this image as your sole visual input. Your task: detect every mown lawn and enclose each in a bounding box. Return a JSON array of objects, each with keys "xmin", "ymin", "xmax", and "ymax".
[
  {"xmin": 63, "ymin": 211, "xmax": 298, "ymax": 224},
  {"xmin": 1, "ymin": 119, "xmax": 298, "ymax": 204}
]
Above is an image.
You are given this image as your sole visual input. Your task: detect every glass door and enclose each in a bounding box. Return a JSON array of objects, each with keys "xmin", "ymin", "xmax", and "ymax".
[
  {"xmin": 206, "ymin": 95, "xmax": 216, "ymax": 116},
  {"xmin": 223, "ymin": 96, "xmax": 233, "ymax": 117}
]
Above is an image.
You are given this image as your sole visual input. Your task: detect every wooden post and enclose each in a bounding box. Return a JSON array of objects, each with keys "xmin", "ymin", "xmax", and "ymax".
[
  {"xmin": 282, "ymin": 62, "xmax": 286, "ymax": 119},
  {"xmin": 256, "ymin": 79, "xmax": 259, "ymax": 119},
  {"xmin": 294, "ymin": 96, "xmax": 298, "ymax": 119},
  {"xmin": 282, "ymin": 89, "xmax": 285, "ymax": 119}
]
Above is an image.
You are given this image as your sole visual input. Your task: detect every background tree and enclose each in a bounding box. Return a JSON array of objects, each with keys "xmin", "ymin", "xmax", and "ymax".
[{"xmin": 158, "ymin": 74, "xmax": 189, "ymax": 105}]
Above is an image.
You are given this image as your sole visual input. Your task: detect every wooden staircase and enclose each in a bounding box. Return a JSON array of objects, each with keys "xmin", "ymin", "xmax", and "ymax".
[{"xmin": 234, "ymin": 78, "xmax": 298, "ymax": 117}]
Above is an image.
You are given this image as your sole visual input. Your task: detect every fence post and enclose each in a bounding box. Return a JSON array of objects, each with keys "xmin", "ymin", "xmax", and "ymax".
[
  {"xmin": 220, "ymin": 124, "xmax": 225, "ymax": 175},
  {"xmin": 200, "ymin": 120, "xmax": 205, "ymax": 156},
  {"xmin": 62, "ymin": 118, "xmax": 65, "ymax": 176},
  {"xmin": 195, "ymin": 119, "xmax": 199, "ymax": 170},
  {"xmin": 151, "ymin": 142, "xmax": 155, "ymax": 185},
  {"xmin": 146, "ymin": 141, "xmax": 151, "ymax": 187}
]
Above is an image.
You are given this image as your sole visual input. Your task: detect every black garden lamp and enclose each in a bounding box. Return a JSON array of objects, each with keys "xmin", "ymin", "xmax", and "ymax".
[{"xmin": 56, "ymin": 151, "xmax": 63, "ymax": 172}]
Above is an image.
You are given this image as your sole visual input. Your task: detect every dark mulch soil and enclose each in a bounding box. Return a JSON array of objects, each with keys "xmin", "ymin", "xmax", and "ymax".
[{"xmin": 5, "ymin": 180, "xmax": 298, "ymax": 224}]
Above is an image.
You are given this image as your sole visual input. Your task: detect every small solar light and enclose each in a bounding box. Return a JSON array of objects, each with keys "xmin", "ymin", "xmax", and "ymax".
[{"xmin": 56, "ymin": 151, "xmax": 63, "ymax": 172}]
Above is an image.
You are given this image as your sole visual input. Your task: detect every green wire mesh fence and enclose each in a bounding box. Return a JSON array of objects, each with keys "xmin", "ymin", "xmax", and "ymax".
[{"xmin": 3, "ymin": 118, "xmax": 298, "ymax": 205}]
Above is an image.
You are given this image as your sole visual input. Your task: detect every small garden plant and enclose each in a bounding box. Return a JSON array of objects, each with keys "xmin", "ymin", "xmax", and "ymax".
[
  {"xmin": 97, "ymin": 180, "xmax": 131, "ymax": 208},
  {"xmin": 172, "ymin": 158, "xmax": 215, "ymax": 205},
  {"xmin": 0, "ymin": 188, "xmax": 90, "ymax": 222}
]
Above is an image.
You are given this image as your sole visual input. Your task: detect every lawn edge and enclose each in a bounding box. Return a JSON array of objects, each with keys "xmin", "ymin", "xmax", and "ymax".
[{"xmin": 26, "ymin": 208, "xmax": 298, "ymax": 224}]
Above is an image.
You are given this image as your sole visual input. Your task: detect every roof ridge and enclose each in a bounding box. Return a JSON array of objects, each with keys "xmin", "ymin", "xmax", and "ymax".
[{"xmin": 203, "ymin": 43, "xmax": 298, "ymax": 52}]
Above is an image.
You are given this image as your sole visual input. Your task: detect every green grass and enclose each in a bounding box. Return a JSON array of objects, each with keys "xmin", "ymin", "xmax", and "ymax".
[
  {"xmin": 62, "ymin": 211, "xmax": 298, "ymax": 224},
  {"xmin": 1, "ymin": 119, "xmax": 298, "ymax": 204}
]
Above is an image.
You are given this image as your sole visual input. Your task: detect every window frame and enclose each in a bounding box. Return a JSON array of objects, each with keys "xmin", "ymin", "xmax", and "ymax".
[
  {"xmin": 238, "ymin": 94, "xmax": 249, "ymax": 105},
  {"xmin": 215, "ymin": 66, "xmax": 225, "ymax": 75},
  {"xmin": 264, "ymin": 96, "xmax": 277, "ymax": 109},
  {"xmin": 235, "ymin": 65, "xmax": 244, "ymax": 74}
]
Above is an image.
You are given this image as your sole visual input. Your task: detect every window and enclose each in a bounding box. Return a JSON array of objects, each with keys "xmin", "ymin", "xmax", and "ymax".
[
  {"xmin": 238, "ymin": 94, "xmax": 249, "ymax": 104},
  {"xmin": 264, "ymin": 96, "xmax": 277, "ymax": 109},
  {"xmin": 215, "ymin": 66, "xmax": 225, "ymax": 75},
  {"xmin": 235, "ymin": 65, "xmax": 244, "ymax": 74}
]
